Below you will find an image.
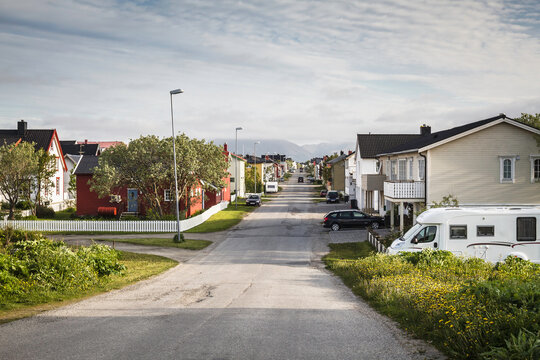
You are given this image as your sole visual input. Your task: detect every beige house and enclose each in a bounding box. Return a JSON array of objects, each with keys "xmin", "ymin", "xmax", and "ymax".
[
  {"xmin": 377, "ymin": 114, "xmax": 540, "ymax": 231},
  {"xmin": 328, "ymin": 153, "xmax": 347, "ymax": 192}
]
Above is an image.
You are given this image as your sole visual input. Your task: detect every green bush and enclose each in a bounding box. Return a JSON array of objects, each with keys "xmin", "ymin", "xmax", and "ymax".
[
  {"xmin": 173, "ymin": 233, "xmax": 185, "ymax": 243},
  {"xmin": 0, "ymin": 227, "xmax": 43, "ymax": 246},
  {"xmin": 15, "ymin": 200, "xmax": 32, "ymax": 210},
  {"xmin": 36, "ymin": 205, "xmax": 55, "ymax": 219},
  {"xmin": 0, "ymin": 237, "xmax": 125, "ymax": 306}
]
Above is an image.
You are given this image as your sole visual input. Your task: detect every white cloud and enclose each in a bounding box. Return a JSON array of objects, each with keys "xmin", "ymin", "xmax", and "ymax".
[{"xmin": 0, "ymin": 0, "xmax": 538, "ymax": 148}]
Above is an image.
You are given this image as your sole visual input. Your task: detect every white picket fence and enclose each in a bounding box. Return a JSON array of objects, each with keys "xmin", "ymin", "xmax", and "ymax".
[
  {"xmin": 1, "ymin": 201, "xmax": 230, "ymax": 233},
  {"xmin": 367, "ymin": 230, "xmax": 387, "ymax": 253}
]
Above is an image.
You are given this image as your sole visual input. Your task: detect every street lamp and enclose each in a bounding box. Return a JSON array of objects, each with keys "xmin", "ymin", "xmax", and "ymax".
[
  {"xmin": 254, "ymin": 141, "xmax": 260, "ymax": 194},
  {"xmin": 170, "ymin": 88, "xmax": 183, "ymax": 242},
  {"xmin": 235, "ymin": 127, "xmax": 243, "ymax": 208}
]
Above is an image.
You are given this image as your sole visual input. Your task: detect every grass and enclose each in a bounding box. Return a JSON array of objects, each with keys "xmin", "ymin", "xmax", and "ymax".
[
  {"xmin": 99, "ymin": 237, "xmax": 212, "ymax": 250},
  {"xmin": 323, "ymin": 244, "xmax": 540, "ymax": 359},
  {"xmin": 0, "ymin": 250, "xmax": 177, "ymax": 324},
  {"xmin": 185, "ymin": 202, "xmax": 260, "ymax": 233}
]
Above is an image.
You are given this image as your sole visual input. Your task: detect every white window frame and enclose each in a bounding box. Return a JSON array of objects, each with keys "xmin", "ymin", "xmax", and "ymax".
[
  {"xmin": 499, "ymin": 156, "xmax": 517, "ymax": 183},
  {"xmin": 390, "ymin": 160, "xmax": 397, "ymax": 181},
  {"xmin": 398, "ymin": 159, "xmax": 407, "ymax": 180},
  {"xmin": 408, "ymin": 158, "xmax": 414, "ymax": 180},
  {"xmin": 164, "ymin": 189, "xmax": 172, "ymax": 202},
  {"xmin": 530, "ymin": 155, "xmax": 540, "ymax": 183},
  {"xmin": 418, "ymin": 158, "xmax": 425, "ymax": 181}
]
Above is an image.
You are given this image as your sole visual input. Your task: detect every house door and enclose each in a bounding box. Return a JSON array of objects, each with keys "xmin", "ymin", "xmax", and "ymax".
[{"xmin": 127, "ymin": 189, "xmax": 138, "ymax": 212}]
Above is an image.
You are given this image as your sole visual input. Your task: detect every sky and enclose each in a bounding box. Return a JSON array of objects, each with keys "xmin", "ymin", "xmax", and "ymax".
[{"xmin": 0, "ymin": 0, "xmax": 539, "ymax": 147}]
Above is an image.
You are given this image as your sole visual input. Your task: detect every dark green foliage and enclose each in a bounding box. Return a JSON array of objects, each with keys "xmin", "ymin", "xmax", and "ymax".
[
  {"xmin": 15, "ymin": 201, "xmax": 32, "ymax": 210},
  {"xmin": 173, "ymin": 233, "xmax": 185, "ymax": 243},
  {"xmin": 36, "ymin": 205, "xmax": 55, "ymax": 219}
]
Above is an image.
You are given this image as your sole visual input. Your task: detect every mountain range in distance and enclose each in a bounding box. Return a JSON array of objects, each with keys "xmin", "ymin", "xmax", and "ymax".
[{"xmin": 211, "ymin": 138, "xmax": 355, "ymax": 162}]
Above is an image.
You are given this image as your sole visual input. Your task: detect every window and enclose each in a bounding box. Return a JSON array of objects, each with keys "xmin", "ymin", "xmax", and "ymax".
[
  {"xmin": 375, "ymin": 160, "xmax": 381, "ymax": 173},
  {"xmin": 418, "ymin": 158, "xmax": 425, "ymax": 180},
  {"xmin": 517, "ymin": 217, "xmax": 536, "ymax": 241},
  {"xmin": 55, "ymin": 157, "xmax": 59, "ymax": 171},
  {"xmin": 477, "ymin": 226, "xmax": 495, "ymax": 237},
  {"xmin": 398, "ymin": 159, "xmax": 406, "ymax": 180},
  {"xmin": 352, "ymin": 211, "xmax": 366, "ymax": 218},
  {"xmin": 390, "ymin": 160, "xmax": 397, "ymax": 180},
  {"xmin": 56, "ymin": 177, "xmax": 60, "ymax": 195},
  {"xmin": 499, "ymin": 156, "xmax": 516, "ymax": 183},
  {"xmin": 414, "ymin": 226, "xmax": 437, "ymax": 243},
  {"xmin": 449, "ymin": 225, "xmax": 467, "ymax": 239},
  {"xmin": 339, "ymin": 211, "xmax": 353, "ymax": 219},
  {"xmin": 531, "ymin": 156, "xmax": 540, "ymax": 183},
  {"xmin": 164, "ymin": 189, "xmax": 172, "ymax": 201},
  {"xmin": 408, "ymin": 158, "xmax": 413, "ymax": 180}
]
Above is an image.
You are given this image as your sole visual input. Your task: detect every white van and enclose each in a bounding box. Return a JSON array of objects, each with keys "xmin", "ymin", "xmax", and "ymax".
[
  {"xmin": 265, "ymin": 182, "xmax": 278, "ymax": 193},
  {"xmin": 387, "ymin": 207, "xmax": 540, "ymax": 263}
]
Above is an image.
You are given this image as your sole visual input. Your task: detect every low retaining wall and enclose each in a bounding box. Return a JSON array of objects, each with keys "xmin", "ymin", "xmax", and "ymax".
[{"xmin": 1, "ymin": 201, "xmax": 229, "ymax": 233}]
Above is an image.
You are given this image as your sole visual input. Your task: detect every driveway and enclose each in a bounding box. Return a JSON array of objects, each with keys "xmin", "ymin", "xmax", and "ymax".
[{"xmin": 0, "ymin": 173, "xmax": 443, "ymax": 360}]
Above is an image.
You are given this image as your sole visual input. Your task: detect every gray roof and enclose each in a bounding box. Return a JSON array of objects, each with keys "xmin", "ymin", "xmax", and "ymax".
[
  {"xmin": 356, "ymin": 134, "xmax": 422, "ymax": 159},
  {"xmin": 327, "ymin": 153, "xmax": 348, "ymax": 165},
  {"xmin": 60, "ymin": 141, "xmax": 100, "ymax": 156},
  {"xmin": 378, "ymin": 114, "xmax": 511, "ymax": 156},
  {"xmin": 73, "ymin": 155, "xmax": 99, "ymax": 175}
]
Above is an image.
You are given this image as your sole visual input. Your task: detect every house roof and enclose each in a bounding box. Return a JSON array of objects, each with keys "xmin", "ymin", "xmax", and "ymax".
[
  {"xmin": 327, "ymin": 153, "xmax": 349, "ymax": 165},
  {"xmin": 231, "ymin": 153, "xmax": 246, "ymax": 162},
  {"xmin": 356, "ymin": 134, "xmax": 422, "ymax": 159},
  {"xmin": 0, "ymin": 129, "xmax": 55, "ymax": 151},
  {"xmin": 73, "ymin": 155, "xmax": 99, "ymax": 175},
  {"xmin": 76, "ymin": 141, "xmax": 124, "ymax": 150},
  {"xmin": 378, "ymin": 114, "xmax": 536, "ymax": 156},
  {"xmin": 60, "ymin": 141, "xmax": 100, "ymax": 156}
]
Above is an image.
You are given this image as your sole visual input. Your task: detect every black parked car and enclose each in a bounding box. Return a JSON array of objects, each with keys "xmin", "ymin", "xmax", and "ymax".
[
  {"xmin": 326, "ymin": 190, "xmax": 339, "ymax": 203},
  {"xmin": 323, "ymin": 210, "xmax": 384, "ymax": 231},
  {"xmin": 246, "ymin": 194, "xmax": 261, "ymax": 206},
  {"xmin": 298, "ymin": 176, "xmax": 304, "ymax": 183}
]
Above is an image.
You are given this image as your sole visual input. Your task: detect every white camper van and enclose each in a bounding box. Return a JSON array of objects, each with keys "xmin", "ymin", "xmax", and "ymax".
[
  {"xmin": 265, "ymin": 181, "xmax": 278, "ymax": 193},
  {"xmin": 387, "ymin": 207, "xmax": 540, "ymax": 263}
]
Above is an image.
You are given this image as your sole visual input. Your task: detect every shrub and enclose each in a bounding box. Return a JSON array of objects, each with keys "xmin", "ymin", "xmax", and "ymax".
[
  {"xmin": 0, "ymin": 227, "xmax": 43, "ymax": 247},
  {"xmin": 15, "ymin": 200, "xmax": 32, "ymax": 210},
  {"xmin": 173, "ymin": 233, "xmax": 185, "ymax": 243},
  {"xmin": 481, "ymin": 328, "xmax": 540, "ymax": 360},
  {"xmin": 36, "ymin": 205, "xmax": 55, "ymax": 219},
  {"xmin": 77, "ymin": 244, "xmax": 125, "ymax": 276}
]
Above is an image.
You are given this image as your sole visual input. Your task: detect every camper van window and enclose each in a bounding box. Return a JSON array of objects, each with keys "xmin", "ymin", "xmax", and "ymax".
[
  {"xmin": 477, "ymin": 226, "xmax": 495, "ymax": 237},
  {"xmin": 517, "ymin": 217, "xmax": 537, "ymax": 241},
  {"xmin": 450, "ymin": 225, "xmax": 467, "ymax": 239},
  {"xmin": 415, "ymin": 226, "xmax": 437, "ymax": 243}
]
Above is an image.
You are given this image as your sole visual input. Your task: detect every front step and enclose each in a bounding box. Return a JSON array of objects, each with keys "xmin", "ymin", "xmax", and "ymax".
[{"xmin": 119, "ymin": 211, "xmax": 139, "ymax": 220}]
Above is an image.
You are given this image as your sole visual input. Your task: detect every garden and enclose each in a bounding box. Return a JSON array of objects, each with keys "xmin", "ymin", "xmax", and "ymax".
[
  {"xmin": 0, "ymin": 228, "xmax": 177, "ymax": 322},
  {"xmin": 324, "ymin": 243, "xmax": 540, "ymax": 359}
]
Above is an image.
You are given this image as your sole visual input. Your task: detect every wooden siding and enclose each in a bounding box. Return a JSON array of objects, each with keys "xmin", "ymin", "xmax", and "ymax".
[{"xmin": 427, "ymin": 122, "xmax": 540, "ymax": 205}]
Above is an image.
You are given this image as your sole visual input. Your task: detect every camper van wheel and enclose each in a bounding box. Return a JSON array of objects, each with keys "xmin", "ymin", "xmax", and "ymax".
[
  {"xmin": 371, "ymin": 222, "xmax": 379, "ymax": 229},
  {"xmin": 331, "ymin": 223, "xmax": 340, "ymax": 231}
]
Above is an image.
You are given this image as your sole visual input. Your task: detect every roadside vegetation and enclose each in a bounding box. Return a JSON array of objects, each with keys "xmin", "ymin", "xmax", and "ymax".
[
  {"xmin": 186, "ymin": 201, "xmax": 259, "ymax": 233},
  {"xmin": 324, "ymin": 243, "xmax": 540, "ymax": 359},
  {"xmin": 100, "ymin": 237, "xmax": 211, "ymax": 250},
  {"xmin": 0, "ymin": 228, "xmax": 177, "ymax": 323}
]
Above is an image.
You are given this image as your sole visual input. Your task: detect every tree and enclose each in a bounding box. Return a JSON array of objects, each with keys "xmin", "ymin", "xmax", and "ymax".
[
  {"xmin": 244, "ymin": 165, "xmax": 263, "ymax": 193},
  {"xmin": 90, "ymin": 135, "xmax": 171, "ymax": 217},
  {"xmin": 0, "ymin": 142, "xmax": 38, "ymax": 219},
  {"xmin": 515, "ymin": 113, "xmax": 540, "ymax": 147},
  {"xmin": 32, "ymin": 148, "xmax": 56, "ymax": 214},
  {"xmin": 90, "ymin": 134, "xmax": 228, "ymax": 218},
  {"xmin": 515, "ymin": 113, "xmax": 540, "ymax": 129}
]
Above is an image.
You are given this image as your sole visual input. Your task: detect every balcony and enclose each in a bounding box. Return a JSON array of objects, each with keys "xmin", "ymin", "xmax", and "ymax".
[
  {"xmin": 361, "ymin": 174, "xmax": 385, "ymax": 191},
  {"xmin": 384, "ymin": 181, "xmax": 425, "ymax": 200}
]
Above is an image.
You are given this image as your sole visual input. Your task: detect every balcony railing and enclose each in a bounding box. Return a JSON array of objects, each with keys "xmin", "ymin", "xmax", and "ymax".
[{"xmin": 384, "ymin": 181, "xmax": 425, "ymax": 200}]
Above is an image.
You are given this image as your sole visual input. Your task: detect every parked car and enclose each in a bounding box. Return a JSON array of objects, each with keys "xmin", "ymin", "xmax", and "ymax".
[
  {"xmin": 320, "ymin": 189, "xmax": 328, "ymax": 197},
  {"xmin": 298, "ymin": 176, "xmax": 304, "ymax": 183},
  {"xmin": 246, "ymin": 194, "xmax": 261, "ymax": 206},
  {"xmin": 323, "ymin": 210, "xmax": 384, "ymax": 231},
  {"xmin": 326, "ymin": 190, "xmax": 339, "ymax": 203}
]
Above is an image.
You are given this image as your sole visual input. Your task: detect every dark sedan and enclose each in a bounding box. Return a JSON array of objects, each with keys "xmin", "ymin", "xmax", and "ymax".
[
  {"xmin": 246, "ymin": 194, "xmax": 261, "ymax": 206},
  {"xmin": 323, "ymin": 210, "xmax": 384, "ymax": 231}
]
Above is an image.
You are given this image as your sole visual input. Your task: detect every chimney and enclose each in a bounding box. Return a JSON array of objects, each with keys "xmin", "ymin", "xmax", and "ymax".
[
  {"xmin": 348, "ymin": 150, "xmax": 352, "ymax": 155},
  {"xmin": 340, "ymin": 150, "xmax": 344, "ymax": 155},
  {"xmin": 224, "ymin": 143, "xmax": 228, "ymax": 152},
  {"xmin": 17, "ymin": 120, "xmax": 27, "ymax": 136},
  {"xmin": 84, "ymin": 139, "xmax": 88, "ymax": 144},
  {"xmin": 420, "ymin": 124, "xmax": 431, "ymax": 136}
]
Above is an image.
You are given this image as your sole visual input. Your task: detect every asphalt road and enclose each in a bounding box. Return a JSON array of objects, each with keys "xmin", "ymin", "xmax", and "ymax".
[{"xmin": 0, "ymin": 173, "xmax": 442, "ymax": 360}]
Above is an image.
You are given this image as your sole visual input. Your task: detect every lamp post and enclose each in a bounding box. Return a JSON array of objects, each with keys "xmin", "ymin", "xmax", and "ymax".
[
  {"xmin": 170, "ymin": 88, "xmax": 183, "ymax": 242},
  {"xmin": 254, "ymin": 141, "xmax": 260, "ymax": 194},
  {"xmin": 234, "ymin": 127, "xmax": 243, "ymax": 208}
]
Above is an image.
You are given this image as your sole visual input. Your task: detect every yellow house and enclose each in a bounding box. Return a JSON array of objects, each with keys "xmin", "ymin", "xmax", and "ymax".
[{"xmin": 377, "ymin": 114, "xmax": 540, "ymax": 231}]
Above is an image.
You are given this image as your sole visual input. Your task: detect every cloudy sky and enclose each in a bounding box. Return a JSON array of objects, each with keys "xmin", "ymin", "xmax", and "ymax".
[{"xmin": 0, "ymin": 0, "xmax": 539, "ymax": 146}]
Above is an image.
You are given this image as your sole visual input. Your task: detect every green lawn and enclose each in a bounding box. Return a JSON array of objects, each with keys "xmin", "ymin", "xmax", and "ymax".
[
  {"xmin": 185, "ymin": 202, "xmax": 259, "ymax": 233},
  {"xmin": 0, "ymin": 251, "xmax": 177, "ymax": 324},
  {"xmin": 100, "ymin": 237, "xmax": 212, "ymax": 250}
]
